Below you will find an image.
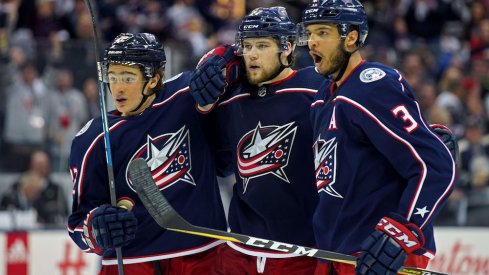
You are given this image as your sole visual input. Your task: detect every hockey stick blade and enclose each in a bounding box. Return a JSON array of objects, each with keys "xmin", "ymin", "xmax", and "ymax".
[{"xmin": 128, "ymin": 158, "xmax": 447, "ymax": 275}]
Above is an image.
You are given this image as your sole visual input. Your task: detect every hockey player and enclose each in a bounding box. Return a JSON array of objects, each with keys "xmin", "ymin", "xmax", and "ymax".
[
  {"xmin": 189, "ymin": 7, "xmax": 325, "ymax": 274},
  {"xmin": 299, "ymin": 0, "xmax": 456, "ymax": 274},
  {"xmin": 67, "ymin": 33, "xmax": 227, "ymax": 274}
]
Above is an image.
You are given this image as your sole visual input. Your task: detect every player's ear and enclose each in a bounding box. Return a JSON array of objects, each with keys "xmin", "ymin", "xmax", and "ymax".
[
  {"xmin": 284, "ymin": 41, "xmax": 293, "ymax": 56},
  {"xmin": 281, "ymin": 41, "xmax": 293, "ymax": 65},
  {"xmin": 345, "ymin": 30, "xmax": 359, "ymax": 50},
  {"xmin": 148, "ymin": 74, "xmax": 160, "ymax": 89}
]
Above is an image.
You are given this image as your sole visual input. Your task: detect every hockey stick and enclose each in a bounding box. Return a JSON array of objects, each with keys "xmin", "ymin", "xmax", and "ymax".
[
  {"xmin": 83, "ymin": 0, "xmax": 124, "ymax": 274},
  {"xmin": 128, "ymin": 158, "xmax": 448, "ymax": 275}
]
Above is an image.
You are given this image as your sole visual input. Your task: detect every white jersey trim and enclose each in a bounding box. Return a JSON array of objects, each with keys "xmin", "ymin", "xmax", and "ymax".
[
  {"xmin": 414, "ymin": 102, "xmax": 456, "ymax": 228},
  {"xmin": 77, "ymin": 120, "xmax": 127, "ymax": 205},
  {"xmin": 334, "ymin": 95, "xmax": 428, "ymax": 224}
]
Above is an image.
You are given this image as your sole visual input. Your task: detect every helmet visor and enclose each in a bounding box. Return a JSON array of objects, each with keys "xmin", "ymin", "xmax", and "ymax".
[
  {"xmin": 296, "ymin": 22, "xmax": 342, "ymax": 46},
  {"xmin": 297, "ymin": 23, "xmax": 309, "ymax": 47},
  {"xmin": 101, "ymin": 61, "xmax": 146, "ymax": 84},
  {"xmin": 235, "ymin": 34, "xmax": 286, "ymax": 56}
]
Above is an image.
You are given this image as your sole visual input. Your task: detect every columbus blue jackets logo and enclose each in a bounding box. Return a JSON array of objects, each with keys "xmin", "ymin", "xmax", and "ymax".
[
  {"xmin": 313, "ymin": 136, "xmax": 342, "ymax": 198},
  {"xmin": 76, "ymin": 119, "xmax": 93, "ymax": 136},
  {"xmin": 126, "ymin": 126, "xmax": 195, "ymax": 191},
  {"xmin": 360, "ymin": 68, "xmax": 386, "ymax": 83},
  {"xmin": 237, "ymin": 122, "xmax": 297, "ymax": 193}
]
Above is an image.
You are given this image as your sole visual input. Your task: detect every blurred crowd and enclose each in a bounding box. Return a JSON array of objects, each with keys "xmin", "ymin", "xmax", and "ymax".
[{"xmin": 0, "ymin": 0, "xmax": 488, "ymax": 227}]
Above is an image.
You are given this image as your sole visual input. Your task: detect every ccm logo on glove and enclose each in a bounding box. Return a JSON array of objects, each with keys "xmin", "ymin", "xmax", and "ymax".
[{"xmin": 376, "ymin": 217, "xmax": 423, "ymax": 253}]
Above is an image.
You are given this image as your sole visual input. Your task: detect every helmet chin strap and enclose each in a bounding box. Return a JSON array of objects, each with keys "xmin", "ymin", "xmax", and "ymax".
[
  {"xmin": 130, "ymin": 80, "xmax": 154, "ymax": 113},
  {"xmin": 332, "ymin": 49, "xmax": 350, "ymax": 82},
  {"xmin": 267, "ymin": 52, "xmax": 292, "ymax": 82},
  {"xmin": 331, "ymin": 40, "xmax": 360, "ymax": 82}
]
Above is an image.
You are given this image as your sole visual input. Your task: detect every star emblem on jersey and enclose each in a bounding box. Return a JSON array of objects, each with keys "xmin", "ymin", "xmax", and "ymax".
[
  {"xmin": 237, "ymin": 122, "xmax": 297, "ymax": 193},
  {"xmin": 313, "ymin": 136, "xmax": 342, "ymax": 198},
  {"xmin": 414, "ymin": 206, "xmax": 430, "ymax": 218},
  {"xmin": 126, "ymin": 126, "xmax": 195, "ymax": 191}
]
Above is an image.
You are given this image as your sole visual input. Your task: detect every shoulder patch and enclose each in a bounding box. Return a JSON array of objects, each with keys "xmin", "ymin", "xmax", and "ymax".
[
  {"xmin": 359, "ymin": 68, "xmax": 386, "ymax": 83},
  {"xmin": 76, "ymin": 119, "xmax": 93, "ymax": 137}
]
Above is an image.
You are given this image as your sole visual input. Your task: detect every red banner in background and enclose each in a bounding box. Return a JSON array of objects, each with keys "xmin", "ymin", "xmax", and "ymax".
[{"xmin": 6, "ymin": 232, "xmax": 28, "ymax": 275}]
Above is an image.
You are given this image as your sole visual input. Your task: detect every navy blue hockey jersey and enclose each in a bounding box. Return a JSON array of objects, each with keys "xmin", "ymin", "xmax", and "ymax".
[
  {"xmin": 214, "ymin": 67, "xmax": 326, "ymax": 257},
  {"xmin": 310, "ymin": 61, "xmax": 456, "ymax": 259},
  {"xmin": 67, "ymin": 72, "xmax": 227, "ymax": 265}
]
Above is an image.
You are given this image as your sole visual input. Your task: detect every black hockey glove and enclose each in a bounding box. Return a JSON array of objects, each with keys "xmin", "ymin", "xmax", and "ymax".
[
  {"xmin": 83, "ymin": 204, "xmax": 137, "ymax": 255},
  {"xmin": 430, "ymin": 124, "xmax": 458, "ymax": 163},
  {"xmin": 356, "ymin": 213, "xmax": 425, "ymax": 275},
  {"xmin": 189, "ymin": 44, "xmax": 242, "ymax": 107}
]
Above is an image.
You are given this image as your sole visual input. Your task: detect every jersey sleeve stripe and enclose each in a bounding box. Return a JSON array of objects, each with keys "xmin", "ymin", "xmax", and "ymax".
[
  {"xmin": 414, "ymin": 102, "xmax": 456, "ymax": 228},
  {"xmin": 77, "ymin": 120, "xmax": 127, "ymax": 206},
  {"xmin": 334, "ymin": 95, "xmax": 428, "ymax": 223},
  {"xmin": 311, "ymin": 100, "xmax": 325, "ymax": 107},
  {"xmin": 152, "ymin": 87, "xmax": 189, "ymax": 108},
  {"xmin": 393, "ymin": 69, "xmax": 406, "ymax": 93},
  {"xmin": 218, "ymin": 94, "xmax": 251, "ymax": 106}
]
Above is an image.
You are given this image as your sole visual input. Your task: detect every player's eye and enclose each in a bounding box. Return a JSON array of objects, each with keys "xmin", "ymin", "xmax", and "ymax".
[
  {"xmin": 242, "ymin": 44, "xmax": 252, "ymax": 52},
  {"xmin": 317, "ymin": 30, "xmax": 328, "ymax": 37},
  {"xmin": 108, "ymin": 74, "xmax": 118, "ymax": 83},
  {"xmin": 107, "ymin": 74, "xmax": 139, "ymax": 83},
  {"xmin": 121, "ymin": 75, "xmax": 138, "ymax": 83}
]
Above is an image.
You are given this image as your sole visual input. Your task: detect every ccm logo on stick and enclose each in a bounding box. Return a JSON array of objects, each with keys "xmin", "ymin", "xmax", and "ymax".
[{"xmin": 245, "ymin": 237, "xmax": 319, "ymax": 256}]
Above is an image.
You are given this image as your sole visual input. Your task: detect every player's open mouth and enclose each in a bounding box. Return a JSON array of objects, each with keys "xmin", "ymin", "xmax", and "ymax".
[{"xmin": 310, "ymin": 52, "xmax": 322, "ymax": 64}]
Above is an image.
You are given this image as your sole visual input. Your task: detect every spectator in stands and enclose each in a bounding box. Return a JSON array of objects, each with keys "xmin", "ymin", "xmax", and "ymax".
[
  {"xmin": 46, "ymin": 68, "xmax": 88, "ymax": 171},
  {"xmin": 436, "ymin": 65, "xmax": 467, "ymax": 136},
  {"xmin": 0, "ymin": 46, "xmax": 28, "ymax": 167},
  {"xmin": 46, "ymin": 11, "xmax": 96, "ymax": 90},
  {"xmin": 418, "ymin": 81, "xmax": 453, "ymax": 126},
  {"xmin": 400, "ymin": 0, "xmax": 453, "ymax": 43},
  {"xmin": 401, "ymin": 52, "xmax": 426, "ymax": 85},
  {"xmin": 466, "ymin": 1, "xmax": 488, "ymax": 42},
  {"xmin": 81, "ymin": 77, "xmax": 100, "ymax": 119},
  {"xmin": 2, "ymin": 61, "xmax": 50, "ymax": 172},
  {"xmin": 470, "ymin": 18, "xmax": 489, "ymax": 60},
  {"xmin": 0, "ymin": 150, "xmax": 68, "ymax": 227},
  {"xmin": 32, "ymin": 0, "xmax": 62, "ymax": 39},
  {"xmin": 166, "ymin": 0, "xmax": 211, "ymax": 67},
  {"xmin": 458, "ymin": 116, "xmax": 489, "ymax": 226}
]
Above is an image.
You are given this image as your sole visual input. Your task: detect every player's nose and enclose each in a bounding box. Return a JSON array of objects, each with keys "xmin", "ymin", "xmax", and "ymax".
[{"xmin": 308, "ymin": 38, "xmax": 318, "ymax": 49}]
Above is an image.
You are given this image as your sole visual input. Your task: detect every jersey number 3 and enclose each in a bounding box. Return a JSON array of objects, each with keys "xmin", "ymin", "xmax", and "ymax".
[{"xmin": 391, "ymin": 105, "xmax": 418, "ymax": 133}]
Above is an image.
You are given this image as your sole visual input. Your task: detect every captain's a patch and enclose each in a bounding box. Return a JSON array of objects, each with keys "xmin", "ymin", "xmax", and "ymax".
[{"xmin": 360, "ymin": 68, "xmax": 386, "ymax": 83}]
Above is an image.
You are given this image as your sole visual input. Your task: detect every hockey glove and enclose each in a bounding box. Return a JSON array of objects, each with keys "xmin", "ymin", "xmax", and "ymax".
[
  {"xmin": 83, "ymin": 204, "xmax": 137, "ymax": 255},
  {"xmin": 189, "ymin": 45, "xmax": 242, "ymax": 107},
  {"xmin": 430, "ymin": 124, "xmax": 458, "ymax": 163},
  {"xmin": 356, "ymin": 213, "xmax": 425, "ymax": 275}
]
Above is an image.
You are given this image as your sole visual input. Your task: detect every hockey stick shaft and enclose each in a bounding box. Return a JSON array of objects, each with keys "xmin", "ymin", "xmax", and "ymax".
[
  {"xmin": 128, "ymin": 158, "xmax": 447, "ymax": 275},
  {"xmin": 83, "ymin": 1, "xmax": 124, "ymax": 274}
]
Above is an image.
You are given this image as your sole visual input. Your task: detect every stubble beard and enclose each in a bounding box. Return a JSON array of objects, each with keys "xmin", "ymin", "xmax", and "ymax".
[
  {"xmin": 246, "ymin": 64, "xmax": 282, "ymax": 85},
  {"xmin": 321, "ymin": 48, "xmax": 349, "ymax": 78}
]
